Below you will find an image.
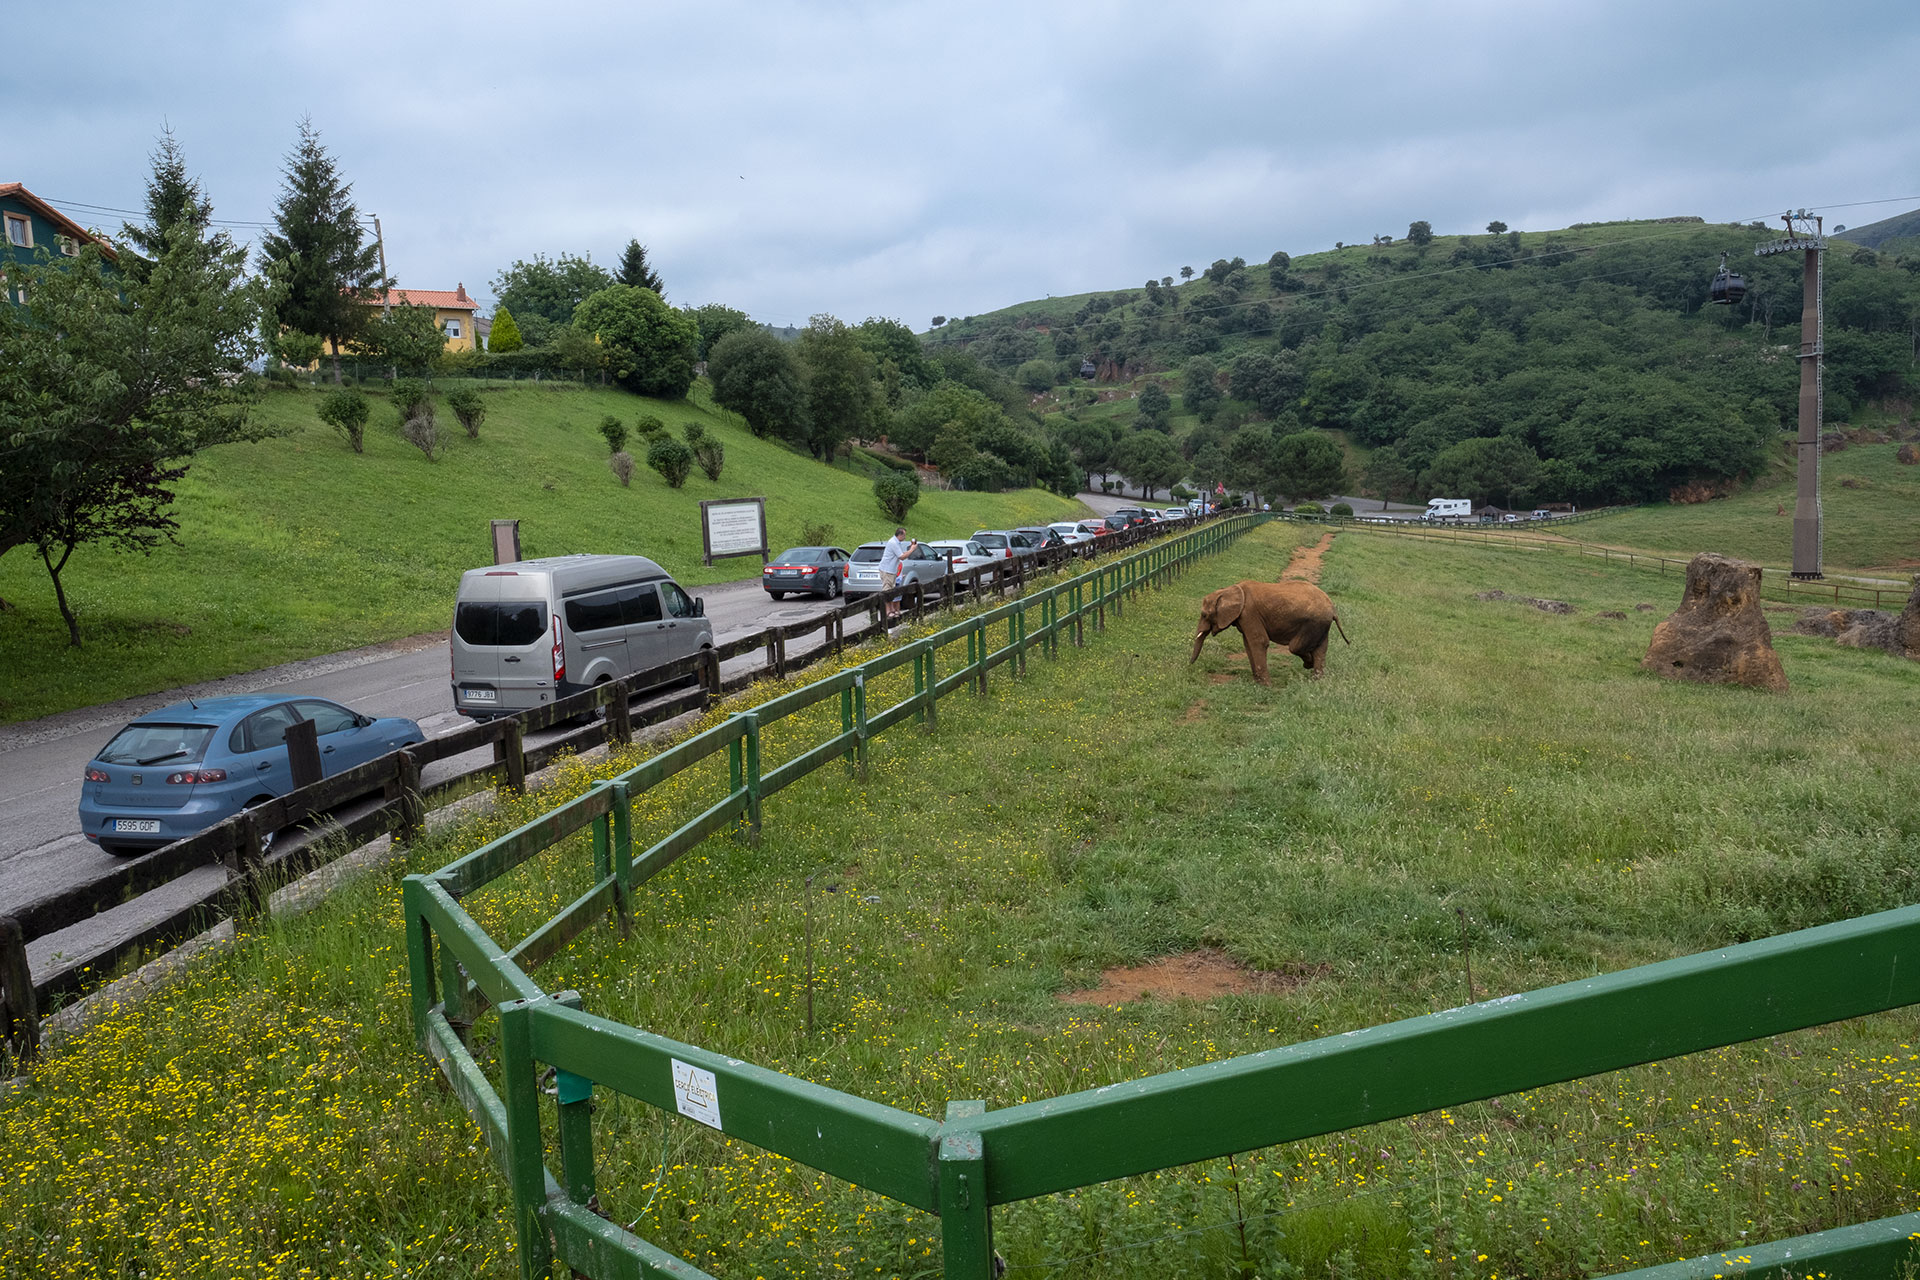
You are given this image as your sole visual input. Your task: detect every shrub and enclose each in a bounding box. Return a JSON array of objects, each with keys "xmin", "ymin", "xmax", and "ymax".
[
  {"xmin": 599, "ymin": 416, "xmax": 630, "ymax": 454},
  {"xmin": 1329, "ymin": 502, "xmax": 1353, "ymax": 516},
  {"xmin": 609, "ymin": 450, "xmax": 635, "ymax": 487},
  {"xmin": 488, "ymin": 306, "xmax": 524, "ymax": 354},
  {"xmin": 874, "ymin": 470, "xmax": 921, "ymax": 522},
  {"xmin": 391, "ymin": 379, "xmax": 432, "ymax": 424},
  {"xmin": 685, "ymin": 421, "xmax": 724, "ymax": 481},
  {"xmin": 1295, "ymin": 501, "xmax": 1324, "ymax": 516},
  {"xmin": 635, "ymin": 413, "xmax": 667, "ymax": 442},
  {"xmin": 402, "ymin": 409, "xmax": 438, "ymax": 461},
  {"xmin": 447, "ymin": 388, "xmax": 486, "ymax": 439},
  {"xmin": 273, "ymin": 329, "xmax": 325, "ymax": 370},
  {"xmin": 1170, "ymin": 484, "xmax": 1195, "ymax": 501},
  {"xmin": 646, "ymin": 435, "xmax": 693, "ymax": 488},
  {"xmin": 799, "ymin": 521, "xmax": 835, "ymax": 546},
  {"xmin": 317, "ymin": 389, "xmax": 371, "ymax": 453}
]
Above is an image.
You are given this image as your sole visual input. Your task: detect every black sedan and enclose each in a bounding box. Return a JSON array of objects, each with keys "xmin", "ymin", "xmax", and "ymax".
[{"xmin": 762, "ymin": 546, "xmax": 852, "ymax": 599}]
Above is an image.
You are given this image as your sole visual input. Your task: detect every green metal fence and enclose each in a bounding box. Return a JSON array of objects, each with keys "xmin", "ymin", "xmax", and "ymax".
[{"xmin": 403, "ymin": 514, "xmax": 1920, "ymax": 1279}]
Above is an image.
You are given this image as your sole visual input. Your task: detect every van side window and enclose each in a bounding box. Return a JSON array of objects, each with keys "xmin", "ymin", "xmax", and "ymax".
[
  {"xmin": 624, "ymin": 584, "xmax": 664, "ymax": 624},
  {"xmin": 456, "ymin": 602, "xmax": 547, "ymax": 646},
  {"xmin": 565, "ymin": 590, "xmax": 626, "ymax": 634},
  {"xmin": 660, "ymin": 582, "xmax": 696, "ymax": 619}
]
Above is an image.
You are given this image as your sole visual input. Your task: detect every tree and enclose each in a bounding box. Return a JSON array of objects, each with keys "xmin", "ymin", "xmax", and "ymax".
[
  {"xmin": 2, "ymin": 145, "xmax": 269, "ymax": 642},
  {"xmin": 490, "ymin": 252, "xmax": 613, "ymax": 329},
  {"xmin": 1017, "ymin": 359, "xmax": 1055, "ymax": 393},
  {"xmin": 1182, "ymin": 356, "xmax": 1221, "ymax": 422},
  {"xmin": 1421, "ymin": 435, "xmax": 1541, "ymax": 507},
  {"xmin": 616, "ymin": 238, "xmax": 664, "ymax": 294},
  {"xmin": 890, "ymin": 382, "xmax": 1010, "ymax": 460},
  {"xmin": 1407, "ymin": 221, "xmax": 1435, "ymax": 247},
  {"xmin": 1113, "ymin": 432, "xmax": 1183, "ymax": 500},
  {"xmin": 318, "ymin": 389, "xmax": 371, "ymax": 452},
  {"xmin": 683, "ymin": 302, "xmax": 755, "ymax": 361},
  {"xmin": 1180, "ymin": 266, "xmax": 1194, "ymax": 282},
  {"xmin": 1362, "ymin": 446, "xmax": 1414, "ymax": 508},
  {"xmin": 1486, "ymin": 221, "xmax": 1508, "ymax": 235},
  {"xmin": 447, "ymin": 388, "xmax": 486, "ymax": 439},
  {"xmin": 646, "ymin": 435, "xmax": 693, "ymax": 487},
  {"xmin": 874, "ymin": 471, "xmax": 921, "ymax": 522},
  {"xmin": 1268, "ymin": 430, "xmax": 1347, "ymax": 500},
  {"xmin": 795, "ymin": 315, "xmax": 879, "ymax": 462},
  {"xmin": 487, "ymin": 306, "xmax": 524, "ymax": 353},
  {"xmin": 708, "ymin": 328, "xmax": 809, "ymax": 440},
  {"xmin": 1135, "ymin": 382, "xmax": 1172, "ymax": 431},
  {"xmin": 854, "ymin": 317, "xmax": 937, "ymax": 393},
  {"xmin": 258, "ymin": 118, "xmax": 385, "ymax": 383},
  {"xmin": 930, "ymin": 315, "xmax": 947, "ymax": 329},
  {"xmin": 683, "ymin": 421, "xmax": 724, "ymax": 481},
  {"xmin": 119, "ymin": 126, "xmax": 210, "ymax": 280},
  {"xmin": 572, "ymin": 284, "xmax": 698, "ymax": 399},
  {"xmin": 1053, "ymin": 418, "xmax": 1114, "ymax": 490},
  {"xmin": 358, "ymin": 303, "xmax": 446, "ymax": 374}
]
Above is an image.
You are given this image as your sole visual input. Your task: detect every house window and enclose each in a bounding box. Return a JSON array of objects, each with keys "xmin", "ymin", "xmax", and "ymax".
[
  {"xmin": 443, "ymin": 318, "xmax": 462, "ymax": 339},
  {"xmin": 56, "ymin": 234, "xmax": 79, "ymax": 257},
  {"xmin": 4, "ymin": 213, "xmax": 30, "ymax": 249}
]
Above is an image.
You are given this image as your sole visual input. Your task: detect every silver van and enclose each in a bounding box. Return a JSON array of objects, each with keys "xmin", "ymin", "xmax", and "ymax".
[{"xmin": 451, "ymin": 555, "xmax": 712, "ymax": 719}]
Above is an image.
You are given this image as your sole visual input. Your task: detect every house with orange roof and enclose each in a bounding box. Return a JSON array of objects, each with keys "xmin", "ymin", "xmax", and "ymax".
[
  {"xmin": 1, "ymin": 183, "xmax": 117, "ymax": 303},
  {"xmin": 365, "ymin": 283, "xmax": 483, "ymax": 351}
]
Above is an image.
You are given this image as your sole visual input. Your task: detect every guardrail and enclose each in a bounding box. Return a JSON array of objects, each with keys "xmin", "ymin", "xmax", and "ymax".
[
  {"xmin": 0, "ymin": 515, "xmax": 1202, "ymax": 1066},
  {"xmin": 398, "ymin": 510, "xmax": 1920, "ymax": 1280}
]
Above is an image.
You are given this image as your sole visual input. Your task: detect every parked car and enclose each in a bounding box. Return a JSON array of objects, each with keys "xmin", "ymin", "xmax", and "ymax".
[
  {"xmin": 1014, "ymin": 526, "xmax": 1068, "ymax": 556},
  {"xmin": 1110, "ymin": 508, "xmax": 1151, "ymax": 528},
  {"xmin": 79, "ymin": 695, "xmax": 425, "ymax": 856},
  {"xmin": 1531, "ymin": 509, "xmax": 1553, "ymax": 520},
  {"xmin": 1075, "ymin": 518, "xmax": 1113, "ymax": 541},
  {"xmin": 925, "ymin": 539, "xmax": 996, "ymax": 582},
  {"xmin": 971, "ymin": 529, "xmax": 1043, "ymax": 561},
  {"xmin": 451, "ymin": 554, "xmax": 712, "ymax": 720},
  {"xmin": 845, "ymin": 540, "xmax": 952, "ymax": 598},
  {"xmin": 1101, "ymin": 514, "xmax": 1133, "ymax": 535},
  {"xmin": 1048, "ymin": 521, "xmax": 1097, "ymax": 552},
  {"xmin": 762, "ymin": 546, "xmax": 851, "ymax": 599}
]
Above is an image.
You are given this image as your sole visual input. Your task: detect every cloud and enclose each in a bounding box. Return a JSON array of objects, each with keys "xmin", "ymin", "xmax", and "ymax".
[{"xmin": 8, "ymin": 0, "xmax": 1917, "ymax": 329}]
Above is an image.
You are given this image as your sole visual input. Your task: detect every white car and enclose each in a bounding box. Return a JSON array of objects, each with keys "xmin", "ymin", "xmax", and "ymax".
[
  {"xmin": 1048, "ymin": 521, "xmax": 1096, "ymax": 552},
  {"xmin": 926, "ymin": 539, "xmax": 995, "ymax": 581},
  {"xmin": 1161, "ymin": 508, "xmax": 1187, "ymax": 523}
]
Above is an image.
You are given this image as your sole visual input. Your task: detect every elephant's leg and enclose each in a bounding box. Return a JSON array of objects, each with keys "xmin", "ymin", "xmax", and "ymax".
[{"xmin": 1246, "ymin": 636, "xmax": 1271, "ymax": 685}]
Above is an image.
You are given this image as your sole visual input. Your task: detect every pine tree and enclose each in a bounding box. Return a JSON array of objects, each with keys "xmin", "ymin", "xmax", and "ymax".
[
  {"xmin": 617, "ymin": 238, "xmax": 664, "ymax": 295},
  {"xmin": 120, "ymin": 126, "xmax": 213, "ymax": 282},
  {"xmin": 488, "ymin": 305, "xmax": 524, "ymax": 353},
  {"xmin": 259, "ymin": 118, "xmax": 386, "ymax": 383}
]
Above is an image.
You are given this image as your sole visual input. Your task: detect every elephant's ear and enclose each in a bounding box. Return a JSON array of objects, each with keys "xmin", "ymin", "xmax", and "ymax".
[{"xmin": 1214, "ymin": 585, "xmax": 1244, "ymax": 628}]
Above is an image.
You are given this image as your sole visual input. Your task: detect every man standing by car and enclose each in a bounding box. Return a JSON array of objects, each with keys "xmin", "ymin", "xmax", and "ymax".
[{"xmin": 879, "ymin": 527, "xmax": 917, "ymax": 623}]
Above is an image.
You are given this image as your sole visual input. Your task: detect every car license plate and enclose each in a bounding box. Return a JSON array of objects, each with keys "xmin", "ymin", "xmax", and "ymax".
[
  {"xmin": 464, "ymin": 687, "xmax": 497, "ymax": 702},
  {"xmin": 114, "ymin": 819, "xmax": 161, "ymax": 834}
]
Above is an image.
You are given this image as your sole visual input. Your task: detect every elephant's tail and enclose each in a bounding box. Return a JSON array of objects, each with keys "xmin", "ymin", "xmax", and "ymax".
[{"xmin": 1332, "ymin": 611, "xmax": 1350, "ymax": 645}]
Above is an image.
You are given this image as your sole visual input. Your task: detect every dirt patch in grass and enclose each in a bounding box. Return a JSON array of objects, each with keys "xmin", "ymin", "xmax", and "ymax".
[
  {"xmin": 1180, "ymin": 700, "xmax": 1208, "ymax": 723},
  {"xmin": 1281, "ymin": 531, "xmax": 1338, "ymax": 583},
  {"xmin": 1060, "ymin": 949, "xmax": 1324, "ymax": 1004}
]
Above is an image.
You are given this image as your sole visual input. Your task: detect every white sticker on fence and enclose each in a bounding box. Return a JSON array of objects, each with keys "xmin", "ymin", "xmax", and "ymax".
[{"xmin": 672, "ymin": 1058, "xmax": 724, "ymax": 1130}]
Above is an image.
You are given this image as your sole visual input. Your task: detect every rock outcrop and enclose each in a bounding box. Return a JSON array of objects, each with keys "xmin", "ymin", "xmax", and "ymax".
[
  {"xmin": 1641, "ymin": 554, "xmax": 1788, "ymax": 691},
  {"xmin": 1791, "ymin": 578, "xmax": 1920, "ymax": 660}
]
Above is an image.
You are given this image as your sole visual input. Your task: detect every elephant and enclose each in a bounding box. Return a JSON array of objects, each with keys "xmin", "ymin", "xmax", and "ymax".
[{"xmin": 1190, "ymin": 580, "xmax": 1349, "ymax": 685}]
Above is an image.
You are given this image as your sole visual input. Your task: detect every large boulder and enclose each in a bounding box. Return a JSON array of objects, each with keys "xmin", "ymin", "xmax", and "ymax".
[{"xmin": 1641, "ymin": 554, "xmax": 1788, "ymax": 691}]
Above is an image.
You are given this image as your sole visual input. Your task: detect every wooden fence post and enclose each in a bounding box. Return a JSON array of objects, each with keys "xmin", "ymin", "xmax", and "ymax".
[
  {"xmin": 496, "ymin": 719, "xmax": 527, "ymax": 794},
  {"xmin": 225, "ymin": 813, "xmax": 269, "ymax": 924},
  {"xmin": 0, "ymin": 915, "xmax": 39, "ymax": 1067},
  {"xmin": 607, "ymin": 678, "xmax": 633, "ymax": 747},
  {"xmin": 394, "ymin": 750, "xmax": 424, "ymax": 846}
]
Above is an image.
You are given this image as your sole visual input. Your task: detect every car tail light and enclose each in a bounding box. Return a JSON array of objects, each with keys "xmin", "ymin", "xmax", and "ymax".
[
  {"xmin": 799, "ymin": 565, "xmax": 816, "ymax": 574},
  {"xmin": 552, "ymin": 615, "xmax": 565, "ymax": 682},
  {"xmin": 165, "ymin": 769, "xmax": 227, "ymax": 785},
  {"xmin": 85, "ymin": 767, "xmax": 110, "ymax": 783}
]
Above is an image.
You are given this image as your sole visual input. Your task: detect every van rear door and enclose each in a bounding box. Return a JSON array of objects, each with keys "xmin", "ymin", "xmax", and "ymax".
[{"xmin": 452, "ymin": 573, "xmax": 552, "ymax": 713}]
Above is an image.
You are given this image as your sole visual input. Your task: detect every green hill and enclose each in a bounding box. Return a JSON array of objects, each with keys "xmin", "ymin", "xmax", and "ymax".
[
  {"xmin": 0, "ymin": 381, "xmax": 1082, "ymax": 723},
  {"xmin": 1833, "ymin": 206, "xmax": 1920, "ymax": 253},
  {"xmin": 930, "ymin": 217, "xmax": 1920, "ymax": 513}
]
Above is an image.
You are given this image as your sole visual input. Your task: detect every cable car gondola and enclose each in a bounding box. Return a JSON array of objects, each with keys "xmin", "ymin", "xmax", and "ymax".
[{"xmin": 1708, "ymin": 252, "xmax": 1747, "ymax": 306}]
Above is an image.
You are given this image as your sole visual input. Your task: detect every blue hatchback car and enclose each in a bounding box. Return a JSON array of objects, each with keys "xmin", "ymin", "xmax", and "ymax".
[{"xmin": 78, "ymin": 694, "xmax": 425, "ymax": 855}]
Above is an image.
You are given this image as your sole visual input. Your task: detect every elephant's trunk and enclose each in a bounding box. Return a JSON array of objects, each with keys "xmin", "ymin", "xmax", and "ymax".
[{"xmin": 1189, "ymin": 628, "xmax": 1210, "ymax": 664}]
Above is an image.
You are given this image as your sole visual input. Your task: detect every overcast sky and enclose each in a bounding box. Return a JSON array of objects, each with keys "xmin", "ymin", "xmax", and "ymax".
[{"xmin": 13, "ymin": 0, "xmax": 1918, "ymax": 330}]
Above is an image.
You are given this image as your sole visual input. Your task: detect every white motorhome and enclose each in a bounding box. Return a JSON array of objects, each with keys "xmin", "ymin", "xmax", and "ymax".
[
  {"xmin": 1424, "ymin": 498, "xmax": 1472, "ymax": 522},
  {"xmin": 450, "ymin": 555, "xmax": 712, "ymax": 720}
]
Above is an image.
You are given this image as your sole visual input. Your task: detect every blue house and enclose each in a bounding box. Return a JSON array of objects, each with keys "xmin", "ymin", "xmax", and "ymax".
[{"xmin": 1, "ymin": 183, "xmax": 116, "ymax": 301}]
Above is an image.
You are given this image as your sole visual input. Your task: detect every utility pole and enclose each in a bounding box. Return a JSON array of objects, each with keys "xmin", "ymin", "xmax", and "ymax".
[
  {"xmin": 1755, "ymin": 210, "xmax": 1825, "ymax": 579},
  {"xmin": 371, "ymin": 215, "xmax": 391, "ymax": 316}
]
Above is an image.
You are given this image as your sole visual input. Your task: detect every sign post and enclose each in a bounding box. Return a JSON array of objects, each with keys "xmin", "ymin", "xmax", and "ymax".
[{"xmin": 700, "ymin": 498, "xmax": 769, "ymax": 568}]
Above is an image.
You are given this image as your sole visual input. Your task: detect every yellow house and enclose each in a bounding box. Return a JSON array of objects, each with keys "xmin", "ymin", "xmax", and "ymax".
[{"xmin": 367, "ymin": 283, "xmax": 483, "ymax": 351}]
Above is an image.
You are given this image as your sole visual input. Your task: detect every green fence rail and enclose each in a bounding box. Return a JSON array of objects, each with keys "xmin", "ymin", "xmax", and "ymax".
[{"xmin": 403, "ymin": 514, "xmax": 1920, "ymax": 1279}]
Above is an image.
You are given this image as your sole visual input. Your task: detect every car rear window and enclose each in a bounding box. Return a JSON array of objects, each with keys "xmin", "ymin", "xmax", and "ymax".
[
  {"xmin": 97, "ymin": 722, "xmax": 215, "ymax": 766},
  {"xmin": 456, "ymin": 601, "xmax": 549, "ymax": 647},
  {"xmin": 974, "ymin": 533, "xmax": 1008, "ymax": 549},
  {"xmin": 852, "ymin": 546, "xmax": 884, "ymax": 563},
  {"xmin": 771, "ymin": 548, "xmax": 819, "ymax": 566}
]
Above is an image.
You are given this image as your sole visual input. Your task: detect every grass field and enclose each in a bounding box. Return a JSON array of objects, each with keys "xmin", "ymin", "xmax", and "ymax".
[
  {"xmin": 6, "ymin": 522, "xmax": 1918, "ymax": 1278},
  {"xmin": 1580, "ymin": 441, "xmax": 1920, "ymax": 577},
  {"xmin": 0, "ymin": 382, "xmax": 1083, "ymax": 724}
]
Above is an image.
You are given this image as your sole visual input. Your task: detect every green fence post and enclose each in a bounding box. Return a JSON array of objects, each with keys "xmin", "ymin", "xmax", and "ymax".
[
  {"xmin": 498, "ymin": 999, "xmax": 552, "ymax": 1280},
  {"xmin": 924, "ymin": 646, "xmax": 939, "ymax": 733},
  {"xmin": 744, "ymin": 713, "xmax": 762, "ymax": 841},
  {"xmin": 1073, "ymin": 581, "xmax": 1084, "ymax": 647},
  {"xmin": 609, "ymin": 780, "xmax": 632, "ymax": 938},
  {"xmin": 940, "ymin": 1100, "xmax": 994, "ymax": 1280},
  {"xmin": 853, "ymin": 672, "xmax": 869, "ymax": 779},
  {"xmin": 841, "ymin": 683, "xmax": 856, "ymax": 771},
  {"xmin": 552, "ymin": 990, "xmax": 597, "ymax": 1210},
  {"xmin": 1095, "ymin": 568, "xmax": 1107, "ymax": 632},
  {"xmin": 437, "ymin": 896, "xmax": 472, "ymax": 1046},
  {"xmin": 974, "ymin": 619, "xmax": 988, "ymax": 696},
  {"xmin": 402, "ymin": 876, "xmax": 436, "ymax": 1048},
  {"xmin": 913, "ymin": 648, "xmax": 927, "ymax": 725},
  {"xmin": 1013, "ymin": 603, "xmax": 1026, "ymax": 677},
  {"xmin": 591, "ymin": 805, "xmax": 611, "ymax": 886}
]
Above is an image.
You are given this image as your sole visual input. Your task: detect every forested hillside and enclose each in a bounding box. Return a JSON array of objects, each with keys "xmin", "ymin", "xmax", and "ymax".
[{"xmin": 919, "ymin": 218, "xmax": 1920, "ymax": 508}]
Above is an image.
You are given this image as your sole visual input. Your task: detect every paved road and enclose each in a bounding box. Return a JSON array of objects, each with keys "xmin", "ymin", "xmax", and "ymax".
[{"xmin": 0, "ymin": 577, "xmax": 847, "ymax": 917}]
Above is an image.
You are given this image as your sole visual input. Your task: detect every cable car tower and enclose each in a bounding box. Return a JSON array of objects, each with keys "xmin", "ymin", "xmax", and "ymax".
[{"xmin": 1753, "ymin": 209, "xmax": 1826, "ymax": 579}]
